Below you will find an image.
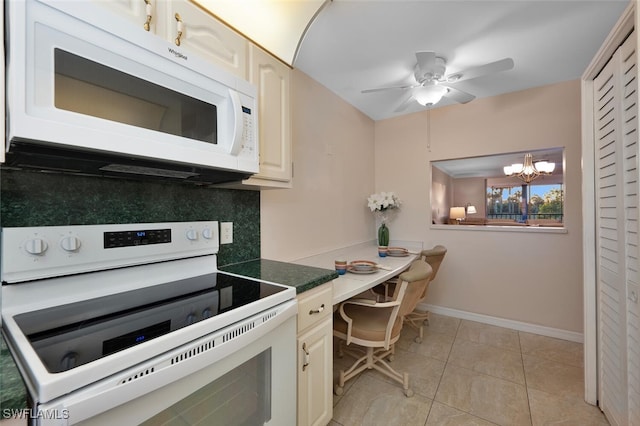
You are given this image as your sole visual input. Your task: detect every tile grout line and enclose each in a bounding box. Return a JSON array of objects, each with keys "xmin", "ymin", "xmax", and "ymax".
[
  {"xmin": 518, "ymin": 330, "xmax": 534, "ymax": 426},
  {"xmin": 446, "ymin": 319, "xmax": 517, "ymax": 426},
  {"xmin": 422, "ymin": 316, "xmax": 462, "ymax": 426}
]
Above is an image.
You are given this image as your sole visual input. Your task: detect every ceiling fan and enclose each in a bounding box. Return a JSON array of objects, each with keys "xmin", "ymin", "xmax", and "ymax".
[{"xmin": 362, "ymin": 51, "xmax": 514, "ymax": 112}]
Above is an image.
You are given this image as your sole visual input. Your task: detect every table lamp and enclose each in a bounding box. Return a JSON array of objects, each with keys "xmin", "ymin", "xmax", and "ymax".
[{"xmin": 449, "ymin": 207, "xmax": 466, "ymax": 224}]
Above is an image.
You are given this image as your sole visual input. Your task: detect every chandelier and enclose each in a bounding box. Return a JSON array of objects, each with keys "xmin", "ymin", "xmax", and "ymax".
[{"xmin": 503, "ymin": 153, "xmax": 555, "ymax": 183}]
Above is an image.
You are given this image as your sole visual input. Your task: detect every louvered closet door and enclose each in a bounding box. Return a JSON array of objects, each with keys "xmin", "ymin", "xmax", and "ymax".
[
  {"xmin": 594, "ymin": 32, "xmax": 639, "ymax": 426},
  {"xmin": 621, "ymin": 34, "xmax": 640, "ymax": 426}
]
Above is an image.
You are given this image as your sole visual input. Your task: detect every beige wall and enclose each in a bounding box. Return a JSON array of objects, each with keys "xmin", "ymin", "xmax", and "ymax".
[
  {"xmin": 453, "ymin": 177, "xmax": 486, "ymax": 218},
  {"xmin": 260, "ymin": 69, "xmax": 376, "ymax": 260},
  {"xmin": 261, "ymin": 71, "xmax": 583, "ymax": 333},
  {"xmin": 431, "ymin": 166, "xmax": 452, "ymax": 224},
  {"xmin": 375, "ymin": 80, "xmax": 583, "ymax": 333}
]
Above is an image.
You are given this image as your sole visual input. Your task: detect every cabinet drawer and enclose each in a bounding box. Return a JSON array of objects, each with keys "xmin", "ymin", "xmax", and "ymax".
[{"xmin": 296, "ymin": 283, "xmax": 332, "ymax": 333}]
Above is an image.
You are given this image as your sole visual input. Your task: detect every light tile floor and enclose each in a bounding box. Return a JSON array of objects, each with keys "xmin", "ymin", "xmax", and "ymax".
[{"xmin": 329, "ymin": 313, "xmax": 609, "ymax": 426}]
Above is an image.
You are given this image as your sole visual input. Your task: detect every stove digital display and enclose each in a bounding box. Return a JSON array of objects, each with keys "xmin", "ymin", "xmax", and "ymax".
[
  {"xmin": 103, "ymin": 320, "xmax": 171, "ymax": 356},
  {"xmin": 104, "ymin": 228, "xmax": 171, "ymax": 248}
]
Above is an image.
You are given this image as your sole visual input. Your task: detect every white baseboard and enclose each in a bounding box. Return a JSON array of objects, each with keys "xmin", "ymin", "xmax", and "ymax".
[{"xmin": 420, "ymin": 303, "xmax": 584, "ymax": 343}]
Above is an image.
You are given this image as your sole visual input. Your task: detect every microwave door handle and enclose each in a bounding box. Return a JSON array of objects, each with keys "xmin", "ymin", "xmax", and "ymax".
[{"xmin": 228, "ymin": 89, "xmax": 244, "ymax": 155}]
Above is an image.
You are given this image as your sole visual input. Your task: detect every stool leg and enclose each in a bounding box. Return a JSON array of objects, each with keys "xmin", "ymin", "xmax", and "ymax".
[
  {"xmin": 334, "ymin": 370, "xmax": 345, "ymax": 395},
  {"xmin": 403, "ymin": 372, "xmax": 413, "ymax": 397}
]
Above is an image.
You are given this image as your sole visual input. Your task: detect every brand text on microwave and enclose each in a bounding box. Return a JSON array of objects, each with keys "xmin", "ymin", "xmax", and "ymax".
[{"xmin": 168, "ymin": 48, "xmax": 188, "ymax": 60}]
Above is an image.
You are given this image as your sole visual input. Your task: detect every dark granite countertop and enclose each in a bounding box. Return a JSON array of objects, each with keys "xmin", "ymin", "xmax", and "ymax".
[
  {"xmin": 1, "ymin": 335, "xmax": 28, "ymax": 417},
  {"xmin": 219, "ymin": 258, "xmax": 338, "ymax": 294}
]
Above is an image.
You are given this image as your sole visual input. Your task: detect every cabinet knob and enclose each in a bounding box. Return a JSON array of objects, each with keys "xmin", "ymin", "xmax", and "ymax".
[
  {"xmin": 143, "ymin": 0, "xmax": 152, "ymax": 31},
  {"xmin": 174, "ymin": 13, "xmax": 183, "ymax": 46},
  {"xmin": 302, "ymin": 342, "xmax": 309, "ymax": 372},
  {"xmin": 309, "ymin": 304, "xmax": 325, "ymax": 315}
]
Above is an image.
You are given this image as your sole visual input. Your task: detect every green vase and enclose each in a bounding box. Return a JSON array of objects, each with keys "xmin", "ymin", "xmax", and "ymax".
[{"xmin": 378, "ymin": 223, "xmax": 389, "ymax": 246}]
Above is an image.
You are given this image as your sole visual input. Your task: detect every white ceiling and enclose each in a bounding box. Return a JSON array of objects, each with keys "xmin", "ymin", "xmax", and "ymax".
[{"xmin": 294, "ymin": 0, "xmax": 629, "ymax": 121}]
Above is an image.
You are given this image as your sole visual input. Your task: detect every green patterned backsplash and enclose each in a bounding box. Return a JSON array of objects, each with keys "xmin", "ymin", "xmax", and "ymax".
[{"xmin": 0, "ymin": 169, "xmax": 260, "ymax": 266}]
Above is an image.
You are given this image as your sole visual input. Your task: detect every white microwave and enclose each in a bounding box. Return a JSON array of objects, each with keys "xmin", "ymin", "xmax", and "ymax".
[{"xmin": 4, "ymin": 0, "xmax": 259, "ymax": 184}]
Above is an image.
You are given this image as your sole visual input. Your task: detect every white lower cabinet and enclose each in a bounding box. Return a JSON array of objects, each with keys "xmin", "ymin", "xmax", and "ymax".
[{"xmin": 296, "ymin": 283, "xmax": 333, "ymax": 426}]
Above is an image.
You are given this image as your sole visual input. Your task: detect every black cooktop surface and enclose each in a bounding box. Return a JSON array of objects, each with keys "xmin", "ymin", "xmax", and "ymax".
[{"xmin": 13, "ymin": 273, "xmax": 287, "ymax": 372}]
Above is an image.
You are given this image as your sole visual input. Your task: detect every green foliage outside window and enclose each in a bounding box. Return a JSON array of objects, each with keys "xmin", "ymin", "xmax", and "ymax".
[{"xmin": 486, "ymin": 184, "xmax": 563, "ymax": 220}]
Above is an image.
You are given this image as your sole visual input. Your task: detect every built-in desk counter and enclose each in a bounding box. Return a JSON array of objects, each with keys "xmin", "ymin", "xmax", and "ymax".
[{"xmin": 293, "ymin": 240, "xmax": 422, "ymax": 305}]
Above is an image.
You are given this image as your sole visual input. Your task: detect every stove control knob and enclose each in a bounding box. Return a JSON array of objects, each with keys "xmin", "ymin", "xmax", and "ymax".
[
  {"xmin": 186, "ymin": 313, "xmax": 197, "ymax": 324},
  {"xmin": 202, "ymin": 308, "xmax": 213, "ymax": 319},
  {"xmin": 202, "ymin": 228, "xmax": 213, "ymax": 239},
  {"xmin": 25, "ymin": 238, "xmax": 48, "ymax": 255},
  {"xmin": 60, "ymin": 236, "xmax": 81, "ymax": 252},
  {"xmin": 186, "ymin": 229, "xmax": 199, "ymax": 241},
  {"xmin": 60, "ymin": 351, "xmax": 78, "ymax": 371}
]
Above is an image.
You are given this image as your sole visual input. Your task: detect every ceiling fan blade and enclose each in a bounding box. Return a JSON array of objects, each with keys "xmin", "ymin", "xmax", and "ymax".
[
  {"xmin": 442, "ymin": 86, "xmax": 476, "ymax": 104},
  {"xmin": 361, "ymin": 83, "xmax": 418, "ymax": 94},
  {"xmin": 446, "ymin": 58, "xmax": 514, "ymax": 83},
  {"xmin": 415, "ymin": 51, "xmax": 436, "ymax": 73},
  {"xmin": 394, "ymin": 95, "xmax": 415, "ymax": 112}
]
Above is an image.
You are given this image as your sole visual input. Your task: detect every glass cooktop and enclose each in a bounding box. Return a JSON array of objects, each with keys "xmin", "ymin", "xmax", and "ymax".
[{"xmin": 13, "ymin": 273, "xmax": 287, "ymax": 373}]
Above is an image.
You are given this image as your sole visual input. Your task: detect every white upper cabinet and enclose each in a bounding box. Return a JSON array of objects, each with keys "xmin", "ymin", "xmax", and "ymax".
[
  {"xmin": 245, "ymin": 43, "xmax": 292, "ymax": 187},
  {"xmin": 91, "ymin": 0, "xmax": 160, "ymax": 33},
  {"xmin": 94, "ymin": 0, "xmax": 248, "ymax": 78}
]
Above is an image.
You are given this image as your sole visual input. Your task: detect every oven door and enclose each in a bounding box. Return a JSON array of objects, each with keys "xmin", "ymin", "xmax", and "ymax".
[
  {"xmin": 6, "ymin": 0, "xmax": 258, "ymax": 173},
  {"xmin": 36, "ymin": 301, "xmax": 297, "ymax": 426}
]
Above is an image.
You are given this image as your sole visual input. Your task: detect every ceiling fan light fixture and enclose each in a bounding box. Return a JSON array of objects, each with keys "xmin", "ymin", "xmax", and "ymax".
[
  {"xmin": 415, "ymin": 84, "xmax": 448, "ymax": 106},
  {"xmin": 446, "ymin": 73, "xmax": 462, "ymax": 82}
]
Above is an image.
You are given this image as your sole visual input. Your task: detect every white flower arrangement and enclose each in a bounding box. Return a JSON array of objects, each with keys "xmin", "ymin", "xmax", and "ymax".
[{"xmin": 367, "ymin": 192, "xmax": 401, "ymax": 212}]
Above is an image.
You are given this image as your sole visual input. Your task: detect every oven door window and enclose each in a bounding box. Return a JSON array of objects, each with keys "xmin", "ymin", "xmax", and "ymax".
[
  {"xmin": 140, "ymin": 349, "xmax": 272, "ymax": 426},
  {"xmin": 54, "ymin": 49, "xmax": 218, "ymax": 145}
]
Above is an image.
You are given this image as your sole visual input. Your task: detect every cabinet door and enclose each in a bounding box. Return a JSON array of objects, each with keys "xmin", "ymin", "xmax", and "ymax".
[
  {"xmin": 91, "ymin": 0, "xmax": 246, "ymax": 77},
  {"xmin": 249, "ymin": 44, "xmax": 292, "ymax": 183},
  {"xmin": 297, "ymin": 317, "xmax": 333, "ymax": 426},
  {"xmin": 165, "ymin": 0, "xmax": 247, "ymax": 78},
  {"xmin": 94, "ymin": 0, "xmax": 167, "ymax": 36}
]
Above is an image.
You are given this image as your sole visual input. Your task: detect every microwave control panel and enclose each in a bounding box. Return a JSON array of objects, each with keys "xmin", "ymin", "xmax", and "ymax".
[
  {"xmin": 241, "ymin": 105, "xmax": 256, "ymax": 158},
  {"xmin": 236, "ymin": 89, "xmax": 259, "ymax": 171}
]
